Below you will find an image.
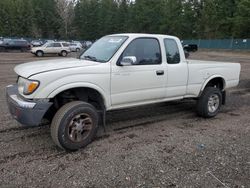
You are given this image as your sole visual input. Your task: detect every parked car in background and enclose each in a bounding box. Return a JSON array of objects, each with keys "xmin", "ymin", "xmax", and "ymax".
[
  {"xmin": 31, "ymin": 42, "xmax": 70, "ymax": 57},
  {"xmin": 183, "ymin": 44, "xmax": 198, "ymax": 52},
  {"xmin": 69, "ymin": 43, "xmax": 82, "ymax": 52},
  {"xmin": 31, "ymin": 40, "xmax": 43, "ymax": 47},
  {"xmin": 44, "ymin": 40, "xmax": 54, "ymax": 44},
  {"xmin": 82, "ymin": 41, "xmax": 93, "ymax": 49},
  {"xmin": 71, "ymin": 41, "xmax": 82, "ymax": 46},
  {"xmin": 0, "ymin": 39, "xmax": 31, "ymax": 52}
]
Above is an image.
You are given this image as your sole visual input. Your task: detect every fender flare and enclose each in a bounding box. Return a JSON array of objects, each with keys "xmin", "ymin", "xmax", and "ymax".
[
  {"xmin": 47, "ymin": 82, "xmax": 109, "ymax": 108},
  {"xmin": 199, "ymin": 75, "xmax": 226, "ymax": 95}
]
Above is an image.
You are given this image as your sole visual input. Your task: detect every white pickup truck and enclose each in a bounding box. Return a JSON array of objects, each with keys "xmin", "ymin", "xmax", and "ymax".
[{"xmin": 6, "ymin": 34, "xmax": 241, "ymax": 151}]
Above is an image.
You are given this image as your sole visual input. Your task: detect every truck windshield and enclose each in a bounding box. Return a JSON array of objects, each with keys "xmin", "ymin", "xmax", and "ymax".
[{"xmin": 80, "ymin": 36, "xmax": 128, "ymax": 63}]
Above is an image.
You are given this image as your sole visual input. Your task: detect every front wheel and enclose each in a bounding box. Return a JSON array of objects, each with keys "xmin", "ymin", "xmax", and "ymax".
[
  {"xmin": 50, "ymin": 101, "xmax": 99, "ymax": 151},
  {"xmin": 197, "ymin": 87, "xmax": 222, "ymax": 118},
  {"xmin": 36, "ymin": 50, "xmax": 44, "ymax": 57}
]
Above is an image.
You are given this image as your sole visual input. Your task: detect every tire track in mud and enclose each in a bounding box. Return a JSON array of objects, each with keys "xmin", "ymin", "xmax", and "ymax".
[
  {"xmin": 0, "ymin": 149, "xmax": 66, "ymax": 165},
  {"xmin": 0, "ymin": 131, "xmax": 49, "ymax": 143},
  {"xmin": 0, "ymin": 126, "xmax": 30, "ymax": 134}
]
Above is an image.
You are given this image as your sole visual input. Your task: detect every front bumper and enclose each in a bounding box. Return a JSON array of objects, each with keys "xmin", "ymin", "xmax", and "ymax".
[{"xmin": 6, "ymin": 84, "xmax": 52, "ymax": 127}]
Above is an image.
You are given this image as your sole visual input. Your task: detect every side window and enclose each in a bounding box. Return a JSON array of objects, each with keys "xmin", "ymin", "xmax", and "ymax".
[
  {"xmin": 121, "ymin": 38, "xmax": 161, "ymax": 65},
  {"xmin": 164, "ymin": 39, "xmax": 180, "ymax": 64},
  {"xmin": 53, "ymin": 43, "xmax": 62, "ymax": 47}
]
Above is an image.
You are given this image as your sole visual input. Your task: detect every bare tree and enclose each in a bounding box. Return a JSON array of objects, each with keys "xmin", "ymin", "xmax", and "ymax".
[{"xmin": 56, "ymin": 0, "xmax": 75, "ymax": 38}]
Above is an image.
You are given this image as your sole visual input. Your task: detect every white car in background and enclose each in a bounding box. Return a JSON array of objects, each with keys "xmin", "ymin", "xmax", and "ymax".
[
  {"xmin": 69, "ymin": 43, "xmax": 82, "ymax": 52},
  {"xmin": 31, "ymin": 42, "xmax": 71, "ymax": 57}
]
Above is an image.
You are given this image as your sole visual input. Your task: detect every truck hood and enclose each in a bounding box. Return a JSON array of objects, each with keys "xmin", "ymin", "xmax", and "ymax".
[{"xmin": 14, "ymin": 58, "xmax": 100, "ymax": 78}]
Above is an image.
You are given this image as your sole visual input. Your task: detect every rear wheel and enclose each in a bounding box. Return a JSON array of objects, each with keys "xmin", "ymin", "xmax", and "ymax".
[
  {"xmin": 76, "ymin": 48, "xmax": 80, "ymax": 52},
  {"xmin": 36, "ymin": 50, "xmax": 44, "ymax": 57},
  {"xmin": 197, "ymin": 87, "xmax": 222, "ymax": 118},
  {"xmin": 50, "ymin": 101, "xmax": 99, "ymax": 151}
]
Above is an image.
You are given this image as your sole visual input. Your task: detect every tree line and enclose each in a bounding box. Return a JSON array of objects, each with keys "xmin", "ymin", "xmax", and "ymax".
[{"xmin": 0, "ymin": 0, "xmax": 249, "ymax": 40}]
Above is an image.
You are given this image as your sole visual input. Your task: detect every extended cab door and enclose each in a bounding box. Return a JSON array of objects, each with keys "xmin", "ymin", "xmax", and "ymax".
[
  {"xmin": 164, "ymin": 38, "xmax": 188, "ymax": 98},
  {"xmin": 111, "ymin": 37, "xmax": 167, "ymax": 107}
]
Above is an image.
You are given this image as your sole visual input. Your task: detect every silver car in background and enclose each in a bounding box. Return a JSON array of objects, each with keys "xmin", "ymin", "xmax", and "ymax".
[{"xmin": 69, "ymin": 42, "xmax": 83, "ymax": 52}]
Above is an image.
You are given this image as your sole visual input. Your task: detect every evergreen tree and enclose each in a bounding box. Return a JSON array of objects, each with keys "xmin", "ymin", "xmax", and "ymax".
[
  {"xmin": 0, "ymin": 0, "xmax": 250, "ymax": 39},
  {"xmin": 233, "ymin": 0, "xmax": 250, "ymax": 38}
]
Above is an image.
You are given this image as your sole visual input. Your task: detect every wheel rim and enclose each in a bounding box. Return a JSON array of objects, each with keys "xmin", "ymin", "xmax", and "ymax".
[
  {"xmin": 67, "ymin": 113, "xmax": 93, "ymax": 142},
  {"xmin": 38, "ymin": 52, "xmax": 42, "ymax": 56},
  {"xmin": 62, "ymin": 52, "xmax": 66, "ymax": 56},
  {"xmin": 207, "ymin": 94, "xmax": 220, "ymax": 113}
]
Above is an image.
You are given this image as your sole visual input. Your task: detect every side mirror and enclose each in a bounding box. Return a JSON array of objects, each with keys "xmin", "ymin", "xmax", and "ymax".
[
  {"xmin": 184, "ymin": 50, "xmax": 190, "ymax": 59},
  {"xmin": 119, "ymin": 56, "xmax": 137, "ymax": 66}
]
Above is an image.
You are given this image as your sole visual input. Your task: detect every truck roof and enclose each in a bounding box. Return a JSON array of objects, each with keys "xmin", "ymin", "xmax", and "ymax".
[{"xmin": 109, "ymin": 33, "xmax": 178, "ymax": 39}]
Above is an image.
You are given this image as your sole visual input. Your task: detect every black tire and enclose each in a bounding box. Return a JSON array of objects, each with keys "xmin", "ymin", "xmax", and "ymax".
[
  {"xmin": 197, "ymin": 87, "xmax": 222, "ymax": 118},
  {"xmin": 51, "ymin": 101, "xmax": 99, "ymax": 151},
  {"xmin": 36, "ymin": 50, "xmax": 44, "ymax": 57},
  {"xmin": 61, "ymin": 50, "xmax": 67, "ymax": 57}
]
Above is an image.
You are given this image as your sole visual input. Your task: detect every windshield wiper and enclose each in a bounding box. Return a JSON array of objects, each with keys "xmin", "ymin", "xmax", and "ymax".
[
  {"xmin": 83, "ymin": 55, "xmax": 98, "ymax": 62},
  {"xmin": 82, "ymin": 55, "xmax": 106, "ymax": 63}
]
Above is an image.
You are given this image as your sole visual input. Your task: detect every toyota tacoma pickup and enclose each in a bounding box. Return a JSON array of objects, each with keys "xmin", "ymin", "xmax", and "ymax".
[{"xmin": 6, "ymin": 34, "xmax": 241, "ymax": 151}]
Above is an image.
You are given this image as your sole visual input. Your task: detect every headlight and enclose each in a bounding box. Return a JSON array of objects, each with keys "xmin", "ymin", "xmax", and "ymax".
[{"xmin": 18, "ymin": 77, "xmax": 40, "ymax": 95}]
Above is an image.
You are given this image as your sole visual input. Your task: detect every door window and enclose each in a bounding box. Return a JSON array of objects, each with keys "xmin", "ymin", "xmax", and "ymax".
[
  {"xmin": 164, "ymin": 39, "xmax": 180, "ymax": 64},
  {"xmin": 120, "ymin": 38, "xmax": 161, "ymax": 65}
]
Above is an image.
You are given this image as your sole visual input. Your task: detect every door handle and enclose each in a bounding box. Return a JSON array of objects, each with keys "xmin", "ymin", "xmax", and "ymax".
[{"xmin": 156, "ymin": 70, "xmax": 164, "ymax": 76}]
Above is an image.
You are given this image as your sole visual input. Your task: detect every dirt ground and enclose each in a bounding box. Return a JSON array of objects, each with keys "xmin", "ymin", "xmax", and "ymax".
[{"xmin": 0, "ymin": 50, "xmax": 249, "ymax": 188}]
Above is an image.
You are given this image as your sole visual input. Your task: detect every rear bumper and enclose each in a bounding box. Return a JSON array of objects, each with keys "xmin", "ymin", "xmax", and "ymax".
[{"xmin": 6, "ymin": 84, "xmax": 52, "ymax": 127}]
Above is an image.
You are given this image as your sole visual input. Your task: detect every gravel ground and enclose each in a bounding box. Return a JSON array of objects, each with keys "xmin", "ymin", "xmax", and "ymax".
[{"xmin": 0, "ymin": 51, "xmax": 249, "ymax": 187}]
